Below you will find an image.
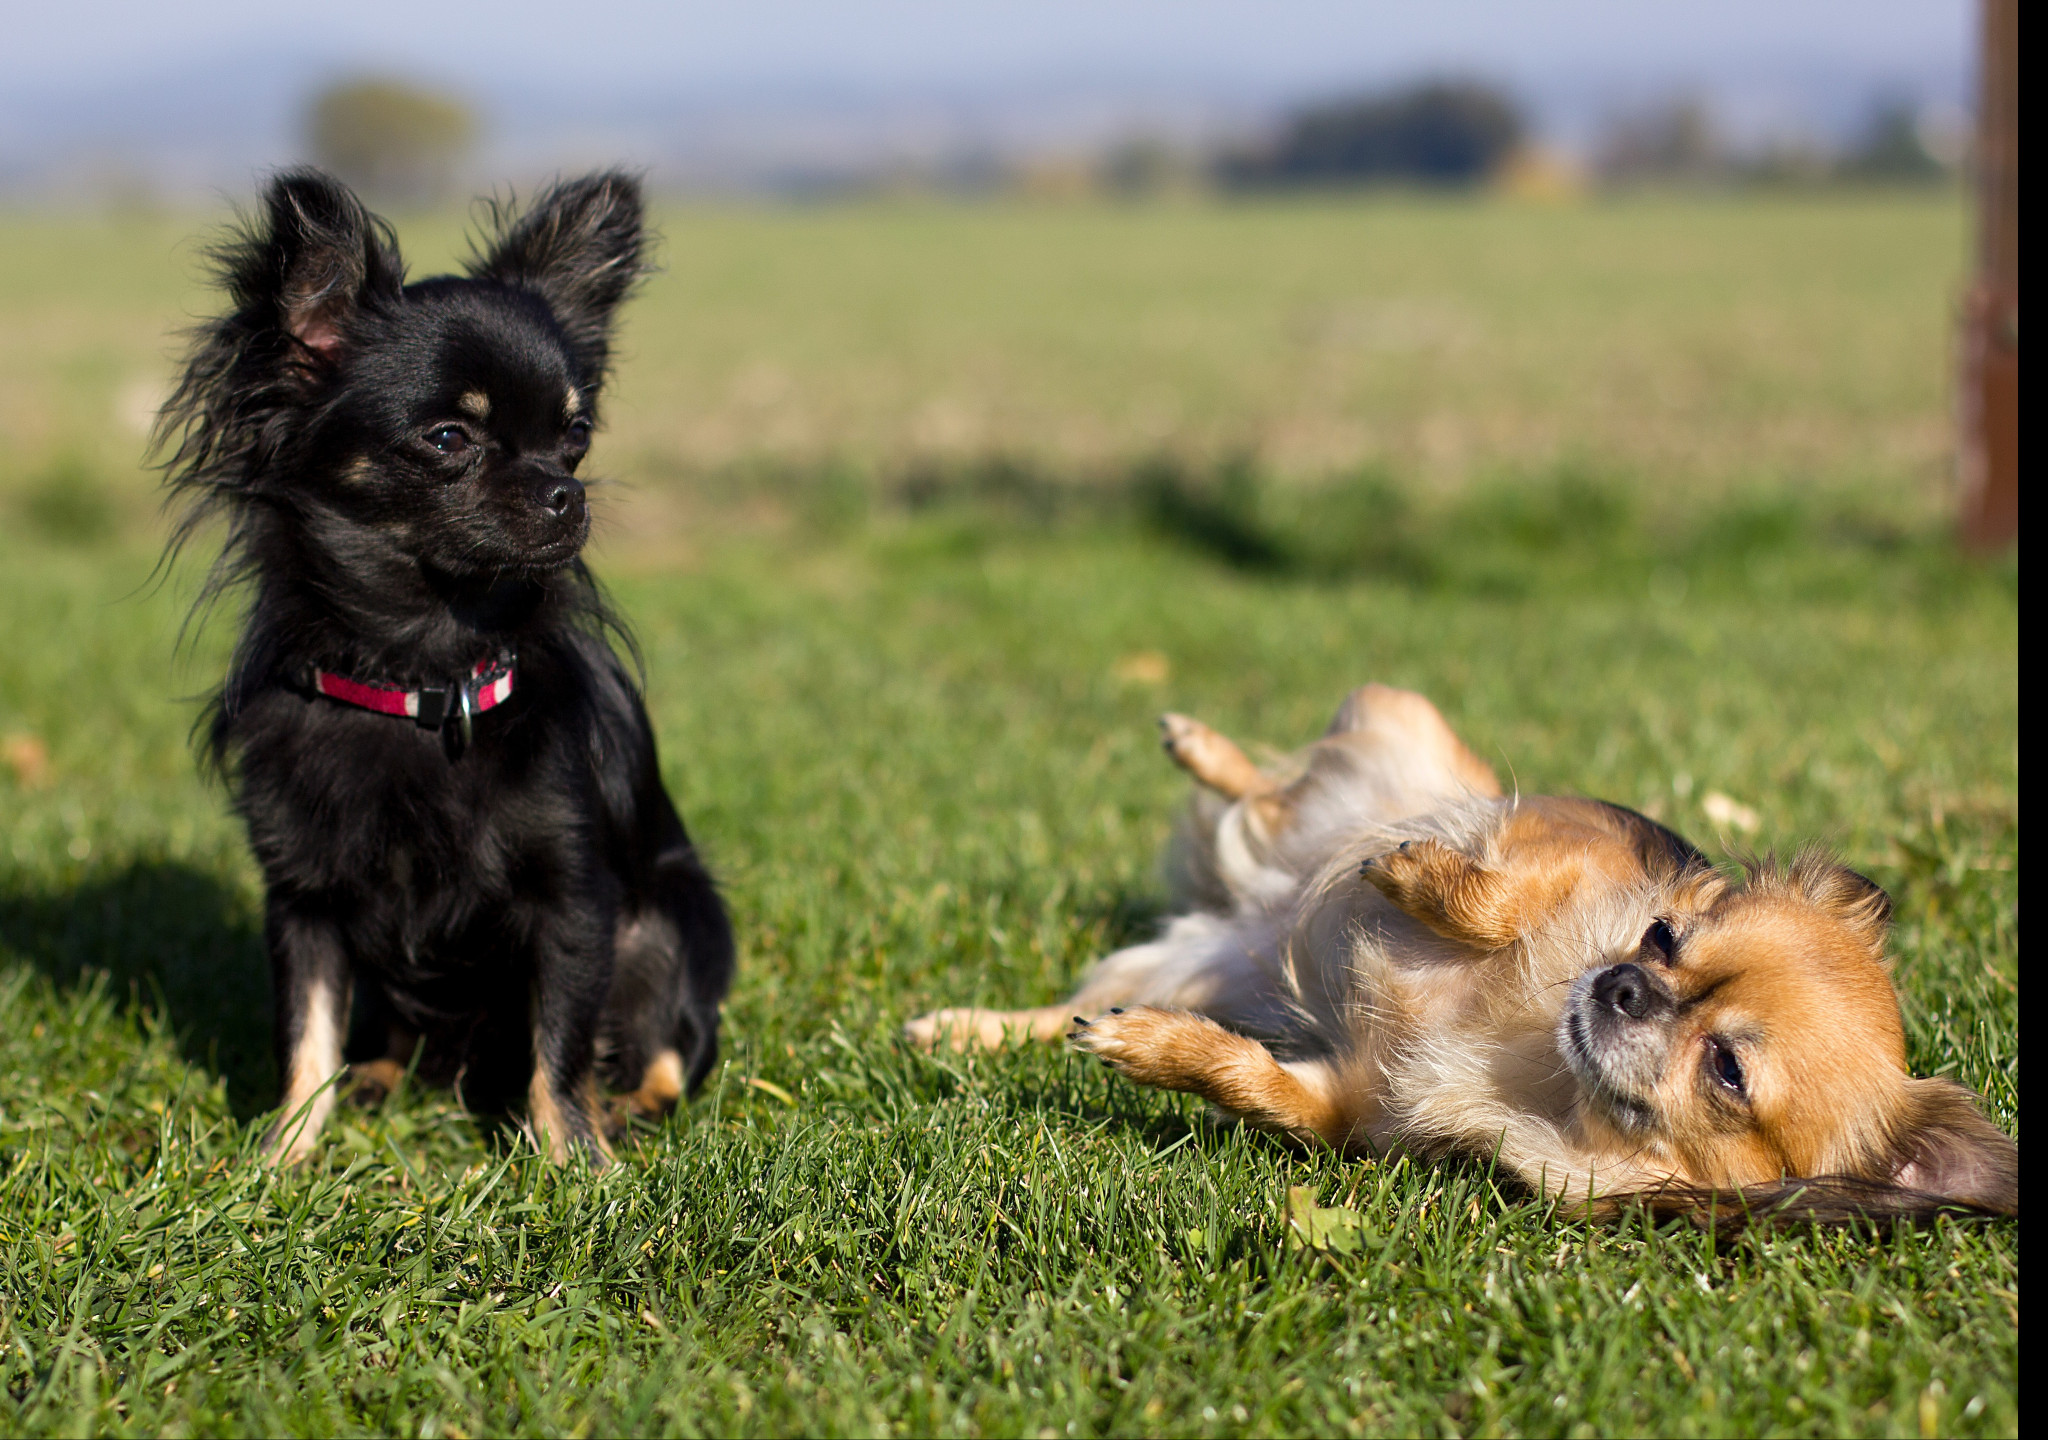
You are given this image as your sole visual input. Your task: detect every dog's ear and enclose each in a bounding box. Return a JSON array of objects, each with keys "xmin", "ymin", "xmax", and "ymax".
[
  {"xmin": 1787, "ymin": 850, "xmax": 1893, "ymax": 955},
  {"xmin": 154, "ymin": 169, "xmax": 402, "ymax": 498},
  {"xmin": 466, "ymin": 171, "xmax": 651, "ymax": 378},
  {"xmin": 240, "ymin": 169, "xmax": 405, "ymax": 364},
  {"xmin": 1885, "ymin": 1077, "xmax": 2018, "ymax": 1213}
]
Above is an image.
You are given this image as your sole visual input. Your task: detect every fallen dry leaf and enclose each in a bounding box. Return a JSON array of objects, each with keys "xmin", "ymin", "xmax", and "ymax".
[
  {"xmin": 1701, "ymin": 790, "xmax": 1760, "ymax": 834},
  {"xmin": 3, "ymin": 732, "xmax": 51, "ymax": 788},
  {"xmin": 1110, "ymin": 650, "xmax": 1171, "ymax": 685}
]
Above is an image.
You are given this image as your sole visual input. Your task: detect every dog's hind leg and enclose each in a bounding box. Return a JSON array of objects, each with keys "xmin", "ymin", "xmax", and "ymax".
[
  {"xmin": 621, "ymin": 1047, "xmax": 686, "ymax": 1120},
  {"xmin": 1324, "ymin": 685, "xmax": 1501, "ymax": 798},
  {"xmin": 599, "ymin": 908, "xmax": 690, "ymax": 1129},
  {"xmin": 651, "ymin": 837, "xmax": 734, "ymax": 1097},
  {"xmin": 1160, "ymin": 711, "xmax": 1308, "ymax": 842},
  {"xmin": 1069, "ymin": 1007, "xmax": 1357, "ymax": 1148},
  {"xmin": 596, "ymin": 784, "xmax": 735, "ymax": 1132},
  {"xmin": 601, "ymin": 908, "xmax": 691, "ymax": 1124},
  {"xmin": 902, "ymin": 1005, "xmax": 1074, "ymax": 1051},
  {"xmin": 1160, "ymin": 713, "xmax": 1275, "ymax": 799},
  {"xmin": 617, "ymin": 781, "xmax": 735, "ymax": 1101}
]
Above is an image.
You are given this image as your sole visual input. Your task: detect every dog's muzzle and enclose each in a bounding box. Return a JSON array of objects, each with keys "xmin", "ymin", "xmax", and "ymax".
[{"xmin": 1561, "ymin": 963, "xmax": 1674, "ymax": 1131}]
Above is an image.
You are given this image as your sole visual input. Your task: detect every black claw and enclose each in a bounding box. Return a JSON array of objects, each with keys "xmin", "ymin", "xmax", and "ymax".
[
  {"xmin": 1073, "ymin": 1016, "xmax": 1089, "ymax": 1026},
  {"xmin": 1110, "ymin": 1007, "xmax": 1124, "ymax": 1014},
  {"xmin": 1101, "ymin": 1059, "xmax": 1115, "ymax": 1068},
  {"xmin": 1398, "ymin": 840, "xmax": 1413, "ymax": 853}
]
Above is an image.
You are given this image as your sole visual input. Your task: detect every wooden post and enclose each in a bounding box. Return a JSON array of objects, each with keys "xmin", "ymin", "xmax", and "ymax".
[{"xmin": 1958, "ymin": 0, "xmax": 2018, "ymax": 550}]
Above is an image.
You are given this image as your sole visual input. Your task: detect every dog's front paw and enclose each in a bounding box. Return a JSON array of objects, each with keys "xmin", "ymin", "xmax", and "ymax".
[
  {"xmin": 1360, "ymin": 838, "xmax": 1520, "ymax": 948},
  {"xmin": 345, "ymin": 1058, "xmax": 405, "ymax": 1108},
  {"xmin": 1361, "ymin": 837, "xmax": 1467, "ymax": 909},
  {"xmin": 1070, "ymin": 1009, "xmax": 1339, "ymax": 1138},
  {"xmin": 1068, "ymin": 1006, "xmax": 1234, "ymax": 1091},
  {"xmin": 1066, "ymin": 1006, "xmax": 1140, "ymax": 1070}
]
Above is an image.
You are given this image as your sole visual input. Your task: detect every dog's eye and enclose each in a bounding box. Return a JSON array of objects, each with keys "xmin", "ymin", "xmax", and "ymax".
[
  {"xmin": 426, "ymin": 425, "xmax": 470, "ymax": 456},
  {"xmin": 564, "ymin": 418, "xmax": 592, "ymax": 458},
  {"xmin": 1640, "ymin": 918, "xmax": 1677, "ymax": 964},
  {"xmin": 1708, "ymin": 1039, "xmax": 1746, "ymax": 1095}
]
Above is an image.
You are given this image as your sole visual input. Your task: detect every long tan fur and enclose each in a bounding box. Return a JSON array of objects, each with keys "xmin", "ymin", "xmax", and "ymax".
[{"xmin": 906, "ymin": 685, "xmax": 2018, "ymax": 1222}]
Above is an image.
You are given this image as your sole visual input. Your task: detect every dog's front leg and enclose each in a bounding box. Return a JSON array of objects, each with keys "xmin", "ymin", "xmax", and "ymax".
[
  {"xmin": 527, "ymin": 916, "xmax": 615, "ymax": 1165},
  {"xmin": 263, "ymin": 899, "xmax": 353, "ymax": 1165},
  {"xmin": 1070, "ymin": 1008, "xmax": 1357, "ymax": 1148}
]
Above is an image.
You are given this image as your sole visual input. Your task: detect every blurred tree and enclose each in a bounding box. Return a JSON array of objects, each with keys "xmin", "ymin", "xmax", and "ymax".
[
  {"xmin": 1100, "ymin": 136, "xmax": 1187, "ymax": 198},
  {"xmin": 1742, "ymin": 136, "xmax": 1833, "ymax": 187},
  {"xmin": 1839, "ymin": 102, "xmax": 1952, "ymax": 182},
  {"xmin": 304, "ymin": 77, "xmax": 477, "ymax": 205},
  {"xmin": 1592, "ymin": 98, "xmax": 1722, "ymax": 184},
  {"xmin": 1219, "ymin": 81, "xmax": 1524, "ymax": 188}
]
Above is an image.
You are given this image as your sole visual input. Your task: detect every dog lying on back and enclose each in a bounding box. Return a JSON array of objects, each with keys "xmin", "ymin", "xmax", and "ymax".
[
  {"xmin": 908, "ymin": 686, "xmax": 2017, "ymax": 1222},
  {"xmin": 157, "ymin": 170, "xmax": 733, "ymax": 1164}
]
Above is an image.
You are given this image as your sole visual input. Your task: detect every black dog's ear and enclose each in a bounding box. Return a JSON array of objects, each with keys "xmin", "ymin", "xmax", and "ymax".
[
  {"xmin": 1886, "ymin": 1077, "xmax": 2019, "ymax": 1214},
  {"xmin": 238, "ymin": 169, "xmax": 405, "ymax": 365},
  {"xmin": 466, "ymin": 171, "xmax": 651, "ymax": 378},
  {"xmin": 155, "ymin": 169, "xmax": 402, "ymax": 504}
]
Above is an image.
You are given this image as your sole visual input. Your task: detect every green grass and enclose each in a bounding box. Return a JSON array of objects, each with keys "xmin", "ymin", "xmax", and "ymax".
[
  {"xmin": 0, "ymin": 478, "xmax": 2018, "ymax": 1438},
  {"xmin": 0, "ymin": 193, "xmax": 2018, "ymax": 1437}
]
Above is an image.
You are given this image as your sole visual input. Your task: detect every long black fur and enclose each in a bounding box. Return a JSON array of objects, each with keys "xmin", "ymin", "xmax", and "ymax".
[{"xmin": 156, "ymin": 168, "xmax": 733, "ymax": 1160}]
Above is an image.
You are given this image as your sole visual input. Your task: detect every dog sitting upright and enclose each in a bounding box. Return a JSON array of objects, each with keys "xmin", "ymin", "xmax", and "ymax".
[
  {"xmin": 908, "ymin": 686, "xmax": 2017, "ymax": 1222},
  {"xmin": 158, "ymin": 169, "xmax": 733, "ymax": 1164}
]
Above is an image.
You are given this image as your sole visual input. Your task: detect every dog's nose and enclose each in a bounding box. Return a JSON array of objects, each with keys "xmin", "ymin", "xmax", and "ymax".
[
  {"xmin": 536, "ymin": 476, "xmax": 585, "ymax": 521},
  {"xmin": 1592, "ymin": 962, "xmax": 1662, "ymax": 1021}
]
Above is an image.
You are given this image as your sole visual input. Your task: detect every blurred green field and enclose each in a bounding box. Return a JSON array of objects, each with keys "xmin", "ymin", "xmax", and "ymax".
[
  {"xmin": 0, "ymin": 195, "xmax": 2018, "ymax": 1439},
  {"xmin": 1, "ymin": 191, "xmax": 1966, "ymax": 533}
]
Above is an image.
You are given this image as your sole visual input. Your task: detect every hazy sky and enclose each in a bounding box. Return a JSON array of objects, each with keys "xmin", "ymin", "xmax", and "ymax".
[
  {"xmin": 5, "ymin": 0, "xmax": 1972, "ymax": 96},
  {"xmin": 0, "ymin": 0, "xmax": 1975, "ymax": 194}
]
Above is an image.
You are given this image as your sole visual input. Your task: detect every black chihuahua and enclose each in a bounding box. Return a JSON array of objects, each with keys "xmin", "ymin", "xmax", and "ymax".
[{"xmin": 157, "ymin": 168, "xmax": 732, "ymax": 1164}]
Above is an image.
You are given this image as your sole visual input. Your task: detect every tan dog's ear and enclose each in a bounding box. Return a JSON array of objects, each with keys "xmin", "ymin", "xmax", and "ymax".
[
  {"xmin": 1787, "ymin": 851, "xmax": 1893, "ymax": 954},
  {"xmin": 1886, "ymin": 1078, "xmax": 2019, "ymax": 1214}
]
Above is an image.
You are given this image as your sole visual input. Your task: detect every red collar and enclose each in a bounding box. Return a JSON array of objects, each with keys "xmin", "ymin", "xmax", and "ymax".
[{"xmin": 309, "ymin": 649, "xmax": 516, "ymax": 734}]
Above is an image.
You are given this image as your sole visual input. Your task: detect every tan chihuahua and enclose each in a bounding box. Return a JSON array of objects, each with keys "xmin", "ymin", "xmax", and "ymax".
[{"xmin": 907, "ymin": 686, "xmax": 2016, "ymax": 1223}]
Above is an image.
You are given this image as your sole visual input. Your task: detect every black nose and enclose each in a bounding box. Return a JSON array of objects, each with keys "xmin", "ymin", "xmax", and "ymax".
[
  {"xmin": 1592, "ymin": 962, "xmax": 1662, "ymax": 1020},
  {"xmin": 537, "ymin": 476, "xmax": 585, "ymax": 520}
]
